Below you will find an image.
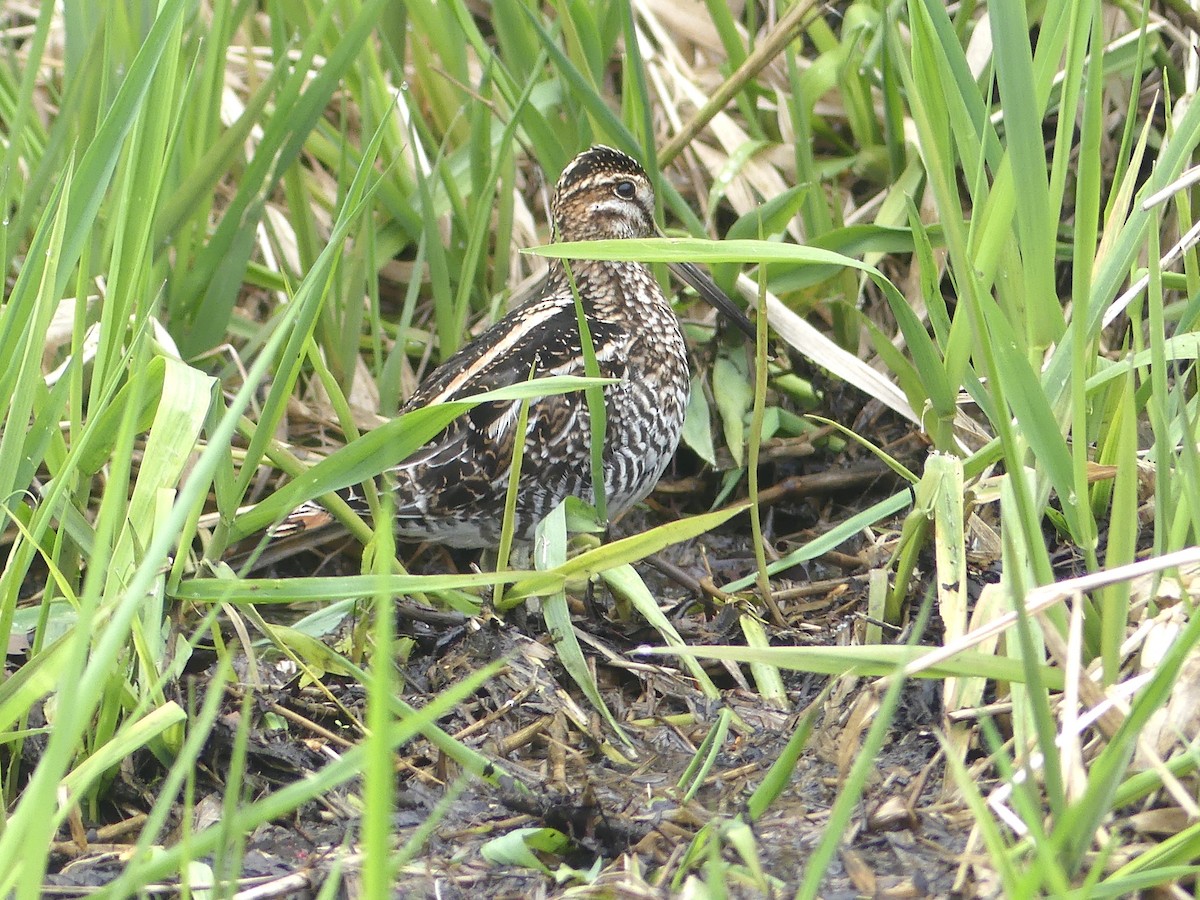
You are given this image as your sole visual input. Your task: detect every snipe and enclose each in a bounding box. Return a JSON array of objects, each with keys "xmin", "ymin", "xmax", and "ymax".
[{"xmin": 278, "ymin": 145, "xmax": 752, "ymax": 548}]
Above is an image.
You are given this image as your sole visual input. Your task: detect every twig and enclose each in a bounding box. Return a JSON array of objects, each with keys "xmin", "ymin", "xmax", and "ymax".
[{"xmin": 657, "ymin": 0, "xmax": 820, "ymax": 167}]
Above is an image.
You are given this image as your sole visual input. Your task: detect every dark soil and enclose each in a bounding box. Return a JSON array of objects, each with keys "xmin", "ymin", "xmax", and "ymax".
[
  {"xmin": 22, "ymin": 408, "xmax": 980, "ymax": 897},
  {"xmin": 41, "ymin": 571, "xmax": 964, "ymax": 898}
]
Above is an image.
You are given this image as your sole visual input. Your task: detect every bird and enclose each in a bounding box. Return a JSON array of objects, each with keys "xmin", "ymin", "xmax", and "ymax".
[{"xmin": 276, "ymin": 145, "xmax": 753, "ymax": 550}]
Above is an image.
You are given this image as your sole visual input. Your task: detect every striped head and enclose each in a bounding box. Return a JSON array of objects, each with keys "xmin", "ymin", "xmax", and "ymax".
[{"xmin": 552, "ymin": 145, "xmax": 655, "ymax": 242}]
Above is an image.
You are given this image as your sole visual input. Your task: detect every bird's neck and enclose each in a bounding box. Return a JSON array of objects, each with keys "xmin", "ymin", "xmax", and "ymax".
[
  {"xmin": 545, "ymin": 256, "xmax": 667, "ymax": 321},
  {"xmin": 548, "ymin": 256, "xmax": 646, "ymax": 281}
]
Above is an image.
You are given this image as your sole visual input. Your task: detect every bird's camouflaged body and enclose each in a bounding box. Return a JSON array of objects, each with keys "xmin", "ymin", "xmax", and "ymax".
[{"xmin": 282, "ymin": 146, "xmax": 693, "ymax": 548}]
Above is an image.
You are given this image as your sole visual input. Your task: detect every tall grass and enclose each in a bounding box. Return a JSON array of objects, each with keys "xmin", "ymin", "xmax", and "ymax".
[{"xmin": 0, "ymin": 0, "xmax": 1197, "ymax": 895}]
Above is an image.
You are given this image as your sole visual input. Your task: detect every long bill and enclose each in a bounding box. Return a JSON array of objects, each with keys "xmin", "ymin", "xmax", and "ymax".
[{"xmin": 667, "ymin": 259, "xmax": 757, "ymax": 341}]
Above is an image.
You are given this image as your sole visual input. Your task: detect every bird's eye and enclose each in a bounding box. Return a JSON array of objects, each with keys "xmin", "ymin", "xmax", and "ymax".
[{"xmin": 614, "ymin": 180, "xmax": 636, "ymax": 199}]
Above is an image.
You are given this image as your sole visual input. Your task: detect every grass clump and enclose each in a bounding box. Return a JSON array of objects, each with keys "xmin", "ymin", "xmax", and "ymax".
[{"xmin": 1, "ymin": 1, "xmax": 1198, "ymax": 896}]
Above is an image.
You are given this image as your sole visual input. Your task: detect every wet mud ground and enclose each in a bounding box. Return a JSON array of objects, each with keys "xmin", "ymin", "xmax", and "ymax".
[
  {"xmin": 44, "ymin": 556, "xmax": 966, "ymax": 897},
  {"xmin": 28, "ymin": 422, "xmax": 991, "ymax": 898},
  {"xmin": 3, "ymin": 349, "xmax": 992, "ymax": 897}
]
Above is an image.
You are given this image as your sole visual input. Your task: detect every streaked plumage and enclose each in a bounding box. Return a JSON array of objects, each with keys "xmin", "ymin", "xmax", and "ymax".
[{"xmin": 280, "ymin": 146, "xmax": 747, "ymax": 549}]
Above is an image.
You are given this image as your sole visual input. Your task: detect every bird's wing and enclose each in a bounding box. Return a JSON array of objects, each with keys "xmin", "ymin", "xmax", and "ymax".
[
  {"xmin": 270, "ymin": 279, "xmax": 631, "ymax": 542},
  {"xmin": 391, "ymin": 282, "xmax": 630, "ymax": 518}
]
